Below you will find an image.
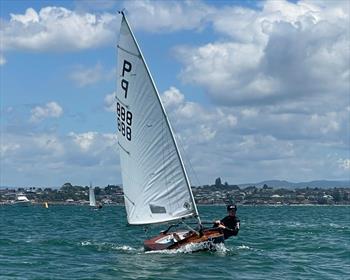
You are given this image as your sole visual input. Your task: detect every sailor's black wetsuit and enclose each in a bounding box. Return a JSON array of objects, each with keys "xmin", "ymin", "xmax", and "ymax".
[{"xmin": 219, "ymin": 215, "xmax": 240, "ymax": 239}]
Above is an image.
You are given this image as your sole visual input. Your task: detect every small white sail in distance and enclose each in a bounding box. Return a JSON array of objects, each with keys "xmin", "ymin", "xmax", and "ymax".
[
  {"xmin": 89, "ymin": 184, "xmax": 96, "ymax": 207},
  {"xmin": 116, "ymin": 12, "xmax": 199, "ymax": 225}
]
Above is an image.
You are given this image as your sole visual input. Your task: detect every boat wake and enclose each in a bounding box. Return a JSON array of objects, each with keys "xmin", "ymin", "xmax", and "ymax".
[
  {"xmin": 112, "ymin": 245, "xmax": 143, "ymax": 252},
  {"xmin": 80, "ymin": 240, "xmax": 143, "ymax": 253},
  {"xmin": 145, "ymin": 241, "xmax": 230, "ymax": 255},
  {"xmin": 79, "ymin": 240, "xmax": 244, "ymax": 255}
]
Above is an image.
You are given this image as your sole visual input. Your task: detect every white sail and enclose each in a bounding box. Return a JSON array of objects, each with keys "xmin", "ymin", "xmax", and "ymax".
[
  {"xmin": 89, "ymin": 186, "xmax": 96, "ymax": 207},
  {"xmin": 116, "ymin": 13, "xmax": 199, "ymax": 225}
]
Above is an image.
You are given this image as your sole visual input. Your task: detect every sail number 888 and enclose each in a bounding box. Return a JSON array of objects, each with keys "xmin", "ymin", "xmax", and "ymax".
[{"xmin": 117, "ymin": 102, "xmax": 132, "ymax": 141}]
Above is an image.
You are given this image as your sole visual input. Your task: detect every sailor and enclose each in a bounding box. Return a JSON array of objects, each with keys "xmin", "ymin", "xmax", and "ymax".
[{"xmin": 213, "ymin": 204, "xmax": 240, "ymax": 239}]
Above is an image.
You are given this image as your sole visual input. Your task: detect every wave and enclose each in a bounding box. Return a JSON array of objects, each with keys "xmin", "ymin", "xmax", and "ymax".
[{"xmin": 237, "ymin": 244, "xmax": 251, "ymax": 250}]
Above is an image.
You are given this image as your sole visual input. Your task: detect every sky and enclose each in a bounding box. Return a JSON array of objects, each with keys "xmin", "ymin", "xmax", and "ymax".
[{"xmin": 0, "ymin": 0, "xmax": 349, "ymax": 188}]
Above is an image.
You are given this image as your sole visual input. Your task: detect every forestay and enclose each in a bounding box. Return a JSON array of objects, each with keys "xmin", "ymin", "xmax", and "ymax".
[{"xmin": 116, "ymin": 13, "xmax": 198, "ymax": 225}]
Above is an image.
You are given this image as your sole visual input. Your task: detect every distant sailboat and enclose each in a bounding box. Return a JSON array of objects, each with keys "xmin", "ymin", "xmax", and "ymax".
[
  {"xmin": 89, "ymin": 184, "xmax": 96, "ymax": 207},
  {"xmin": 89, "ymin": 184, "xmax": 102, "ymax": 209},
  {"xmin": 116, "ymin": 11, "xmax": 224, "ymax": 251}
]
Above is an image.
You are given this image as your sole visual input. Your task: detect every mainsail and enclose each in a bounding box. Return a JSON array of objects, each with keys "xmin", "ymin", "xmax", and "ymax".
[
  {"xmin": 89, "ymin": 185, "xmax": 96, "ymax": 207},
  {"xmin": 116, "ymin": 12, "xmax": 199, "ymax": 225}
]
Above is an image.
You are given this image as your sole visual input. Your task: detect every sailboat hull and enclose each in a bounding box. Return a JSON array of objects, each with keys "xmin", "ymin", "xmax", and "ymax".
[{"xmin": 144, "ymin": 228, "xmax": 224, "ymax": 251}]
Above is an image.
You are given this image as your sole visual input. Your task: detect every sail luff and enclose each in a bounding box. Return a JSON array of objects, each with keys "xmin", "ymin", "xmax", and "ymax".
[{"xmin": 119, "ymin": 12, "xmax": 199, "ymax": 220}]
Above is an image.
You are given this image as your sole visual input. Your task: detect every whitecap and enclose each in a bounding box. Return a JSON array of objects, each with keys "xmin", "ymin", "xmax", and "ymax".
[
  {"xmin": 81, "ymin": 241, "xmax": 92, "ymax": 246},
  {"xmin": 112, "ymin": 245, "xmax": 141, "ymax": 252},
  {"xmin": 237, "ymin": 244, "xmax": 251, "ymax": 250}
]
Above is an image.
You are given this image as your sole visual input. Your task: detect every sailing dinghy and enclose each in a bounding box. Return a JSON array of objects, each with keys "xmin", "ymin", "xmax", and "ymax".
[
  {"xmin": 89, "ymin": 184, "xmax": 102, "ymax": 209},
  {"xmin": 116, "ymin": 11, "xmax": 224, "ymax": 251},
  {"xmin": 89, "ymin": 185, "xmax": 97, "ymax": 207}
]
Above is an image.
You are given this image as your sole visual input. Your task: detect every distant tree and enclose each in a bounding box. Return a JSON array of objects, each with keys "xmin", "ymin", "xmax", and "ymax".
[
  {"xmin": 95, "ymin": 187, "xmax": 101, "ymax": 195},
  {"xmin": 332, "ymin": 190, "xmax": 342, "ymax": 202},
  {"xmin": 62, "ymin": 182, "xmax": 73, "ymax": 188},
  {"xmin": 232, "ymin": 185, "xmax": 240, "ymax": 190}
]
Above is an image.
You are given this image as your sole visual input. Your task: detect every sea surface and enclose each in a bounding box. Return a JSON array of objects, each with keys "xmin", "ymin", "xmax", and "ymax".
[{"xmin": 0, "ymin": 205, "xmax": 349, "ymax": 279}]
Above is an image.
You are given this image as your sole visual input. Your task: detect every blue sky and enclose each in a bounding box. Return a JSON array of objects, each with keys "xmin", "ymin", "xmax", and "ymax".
[{"xmin": 1, "ymin": 0, "xmax": 349, "ymax": 188}]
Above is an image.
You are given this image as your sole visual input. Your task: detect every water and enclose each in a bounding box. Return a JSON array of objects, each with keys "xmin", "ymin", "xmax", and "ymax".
[{"xmin": 1, "ymin": 205, "xmax": 349, "ymax": 279}]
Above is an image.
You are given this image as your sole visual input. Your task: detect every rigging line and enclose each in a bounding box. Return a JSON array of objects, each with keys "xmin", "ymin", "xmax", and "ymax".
[
  {"xmin": 176, "ymin": 133, "xmax": 202, "ymax": 188},
  {"xmin": 166, "ymin": 124, "xmax": 183, "ymax": 211},
  {"xmin": 174, "ymin": 131, "xmax": 201, "ymax": 225},
  {"xmin": 165, "ymin": 122, "xmax": 180, "ymax": 211},
  {"xmin": 181, "ymin": 220, "xmax": 200, "ymax": 236}
]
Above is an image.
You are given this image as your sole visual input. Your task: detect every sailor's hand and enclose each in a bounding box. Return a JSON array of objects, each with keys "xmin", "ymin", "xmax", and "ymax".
[{"xmin": 218, "ymin": 224, "xmax": 226, "ymax": 229}]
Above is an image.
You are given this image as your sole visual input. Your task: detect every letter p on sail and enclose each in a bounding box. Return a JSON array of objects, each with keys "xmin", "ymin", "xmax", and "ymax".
[{"xmin": 122, "ymin": 60, "xmax": 132, "ymax": 76}]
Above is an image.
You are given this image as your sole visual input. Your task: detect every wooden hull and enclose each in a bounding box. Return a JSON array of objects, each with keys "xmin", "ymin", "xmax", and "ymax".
[{"xmin": 144, "ymin": 228, "xmax": 224, "ymax": 251}]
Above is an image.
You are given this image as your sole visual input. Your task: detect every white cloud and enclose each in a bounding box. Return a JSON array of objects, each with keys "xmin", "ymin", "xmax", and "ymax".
[
  {"xmin": 175, "ymin": 0, "xmax": 349, "ymax": 108},
  {"xmin": 33, "ymin": 134, "xmax": 65, "ymax": 156},
  {"xmin": 176, "ymin": 42, "xmax": 276, "ymax": 105},
  {"xmin": 69, "ymin": 131, "xmax": 116, "ymax": 152},
  {"xmin": 10, "ymin": 7, "xmax": 39, "ymax": 25},
  {"xmin": 124, "ymin": 0, "xmax": 213, "ymax": 32},
  {"xmin": 69, "ymin": 131, "xmax": 97, "ymax": 151},
  {"xmin": 167, "ymin": 1, "xmax": 349, "ymax": 184},
  {"xmin": 162, "ymin": 87, "xmax": 238, "ymax": 143},
  {"xmin": 104, "ymin": 92, "xmax": 116, "ymax": 112},
  {"xmin": 161, "ymin": 86, "xmax": 184, "ymax": 108},
  {"xmin": 310, "ymin": 113, "xmax": 340, "ymax": 134},
  {"xmin": 0, "ymin": 143, "xmax": 20, "ymax": 156},
  {"xmin": 30, "ymin": 102, "xmax": 63, "ymax": 123},
  {"xmin": 0, "ymin": 54, "xmax": 6, "ymax": 65},
  {"xmin": 1, "ymin": 129, "xmax": 118, "ymax": 186},
  {"xmin": 69, "ymin": 63, "xmax": 114, "ymax": 87},
  {"xmin": 1, "ymin": 7, "xmax": 119, "ymax": 52},
  {"xmin": 159, "ymin": 86, "xmax": 349, "ymax": 183}
]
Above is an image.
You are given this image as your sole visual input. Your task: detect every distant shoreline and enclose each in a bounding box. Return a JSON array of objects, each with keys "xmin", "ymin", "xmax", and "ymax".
[{"xmin": 2, "ymin": 182, "xmax": 349, "ymax": 206}]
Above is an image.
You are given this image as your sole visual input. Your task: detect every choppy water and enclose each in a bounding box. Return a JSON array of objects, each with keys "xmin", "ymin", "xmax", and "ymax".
[{"xmin": 1, "ymin": 205, "xmax": 349, "ymax": 279}]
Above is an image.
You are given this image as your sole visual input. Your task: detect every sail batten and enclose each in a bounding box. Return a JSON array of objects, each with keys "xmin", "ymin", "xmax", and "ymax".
[{"xmin": 116, "ymin": 12, "xmax": 199, "ymax": 225}]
